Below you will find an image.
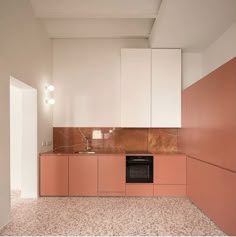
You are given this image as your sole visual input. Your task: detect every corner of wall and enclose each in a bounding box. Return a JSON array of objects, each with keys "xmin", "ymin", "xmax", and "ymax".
[
  {"xmin": 202, "ymin": 21, "xmax": 236, "ymax": 77},
  {"xmin": 182, "ymin": 52, "xmax": 203, "ymax": 90}
]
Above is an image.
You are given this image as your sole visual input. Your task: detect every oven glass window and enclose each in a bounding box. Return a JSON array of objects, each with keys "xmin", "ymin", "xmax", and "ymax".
[{"xmin": 129, "ymin": 165, "xmax": 150, "ymax": 179}]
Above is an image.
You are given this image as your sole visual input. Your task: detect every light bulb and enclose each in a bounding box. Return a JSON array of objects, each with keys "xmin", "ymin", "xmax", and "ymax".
[
  {"xmin": 46, "ymin": 98, "xmax": 55, "ymax": 105},
  {"xmin": 47, "ymin": 85, "xmax": 55, "ymax": 91}
]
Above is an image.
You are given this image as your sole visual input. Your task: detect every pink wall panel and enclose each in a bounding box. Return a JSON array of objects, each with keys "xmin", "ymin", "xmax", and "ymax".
[
  {"xmin": 179, "ymin": 57, "xmax": 236, "ymax": 235},
  {"xmin": 187, "ymin": 157, "xmax": 236, "ymax": 235},
  {"xmin": 179, "ymin": 57, "xmax": 236, "ymax": 171}
]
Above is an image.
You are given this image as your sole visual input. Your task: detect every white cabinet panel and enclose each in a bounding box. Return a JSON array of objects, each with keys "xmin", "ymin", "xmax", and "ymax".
[
  {"xmin": 53, "ymin": 39, "xmax": 148, "ymax": 127},
  {"xmin": 121, "ymin": 49, "xmax": 151, "ymax": 127},
  {"xmin": 151, "ymin": 49, "xmax": 181, "ymax": 127}
]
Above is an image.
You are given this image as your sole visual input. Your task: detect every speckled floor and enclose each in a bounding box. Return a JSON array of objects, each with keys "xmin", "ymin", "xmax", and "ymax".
[{"xmin": 0, "ymin": 191, "xmax": 225, "ymax": 236}]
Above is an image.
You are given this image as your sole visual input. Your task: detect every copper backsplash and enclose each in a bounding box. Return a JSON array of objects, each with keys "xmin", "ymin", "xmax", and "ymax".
[{"xmin": 53, "ymin": 127, "xmax": 180, "ymax": 153}]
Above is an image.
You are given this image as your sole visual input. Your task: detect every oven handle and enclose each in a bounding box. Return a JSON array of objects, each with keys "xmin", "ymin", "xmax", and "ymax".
[{"xmin": 127, "ymin": 160, "xmax": 152, "ymax": 163}]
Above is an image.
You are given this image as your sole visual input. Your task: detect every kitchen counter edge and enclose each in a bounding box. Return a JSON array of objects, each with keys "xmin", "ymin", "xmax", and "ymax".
[{"xmin": 39, "ymin": 151, "xmax": 185, "ymax": 156}]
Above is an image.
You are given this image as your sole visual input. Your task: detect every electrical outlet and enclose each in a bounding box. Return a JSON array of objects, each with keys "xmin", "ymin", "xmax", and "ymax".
[{"xmin": 92, "ymin": 130, "xmax": 102, "ymax": 139}]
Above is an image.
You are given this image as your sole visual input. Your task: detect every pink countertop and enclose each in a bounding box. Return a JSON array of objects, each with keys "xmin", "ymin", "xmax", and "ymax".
[{"xmin": 40, "ymin": 151, "xmax": 185, "ymax": 156}]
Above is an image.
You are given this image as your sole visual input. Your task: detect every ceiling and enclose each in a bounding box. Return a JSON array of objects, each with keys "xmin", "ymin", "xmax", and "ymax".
[
  {"xmin": 30, "ymin": 0, "xmax": 236, "ymax": 51},
  {"xmin": 150, "ymin": 0, "xmax": 236, "ymax": 51},
  {"xmin": 30, "ymin": 0, "xmax": 161, "ymax": 38}
]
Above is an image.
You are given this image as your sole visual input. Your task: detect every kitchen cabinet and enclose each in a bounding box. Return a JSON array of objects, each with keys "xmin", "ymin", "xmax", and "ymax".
[
  {"xmin": 69, "ymin": 155, "xmax": 98, "ymax": 196},
  {"xmin": 154, "ymin": 154, "xmax": 186, "ymax": 184},
  {"xmin": 121, "ymin": 48, "xmax": 181, "ymax": 128},
  {"xmin": 121, "ymin": 48, "xmax": 151, "ymax": 127},
  {"xmin": 151, "ymin": 49, "xmax": 181, "ymax": 127},
  {"xmin": 39, "ymin": 153, "xmax": 186, "ymax": 197},
  {"xmin": 154, "ymin": 154, "xmax": 186, "ymax": 196},
  {"xmin": 153, "ymin": 184, "xmax": 186, "ymax": 196},
  {"xmin": 40, "ymin": 155, "xmax": 68, "ymax": 196},
  {"xmin": 126, "ymin": 184, "xmax": 153, "ymax": 196},
  {"xmin": 98, "ymin": 155, "xmax": 125, "ymax": 195}
]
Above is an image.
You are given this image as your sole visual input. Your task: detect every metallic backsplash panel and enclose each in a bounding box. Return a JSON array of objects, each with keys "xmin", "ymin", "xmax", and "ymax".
[{"xmin": 53, "ymin": 127, "xmax": 180, "ymax": 153}]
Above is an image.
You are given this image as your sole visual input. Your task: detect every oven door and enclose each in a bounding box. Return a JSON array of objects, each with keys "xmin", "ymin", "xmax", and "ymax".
[{"xmin": 126, "ymin": 157, "xmax": 153, "ymax": 183}]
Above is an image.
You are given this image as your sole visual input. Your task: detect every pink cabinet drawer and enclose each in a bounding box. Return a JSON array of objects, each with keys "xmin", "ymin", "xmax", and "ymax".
[
  {"xmin": 126, "ymin": 184, "xmax": 153, "ymax": 196},
  {"xmin": 154, "ymin": 185, "xmax": 186, "ymax": 196}
]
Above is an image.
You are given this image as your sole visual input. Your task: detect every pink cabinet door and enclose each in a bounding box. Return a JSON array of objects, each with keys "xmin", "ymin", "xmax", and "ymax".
[
  {"xmin": 40, "ymin": 155, "xmax": 68, "ymax": 196},
  {"xmin": 154, "ymin": 154, "xmax": 186, "ymax": 184},
  {"xmin": 69, "ymin": 155, "xmax": 98, "ymax": 196},
  {"xmin": 98, "ymin": 155, "xmax": 125, "ymax": 194}
]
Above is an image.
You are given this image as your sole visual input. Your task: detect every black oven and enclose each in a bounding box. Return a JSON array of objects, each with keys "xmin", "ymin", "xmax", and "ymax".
[{"xmin": 126, "ymin": 156, "xmax": 153, "ymax": 183}]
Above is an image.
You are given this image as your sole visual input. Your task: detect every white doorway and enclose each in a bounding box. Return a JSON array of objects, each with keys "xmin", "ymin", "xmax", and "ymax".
[{"xmin": 10, "ymin": 77, "xmax": 38, "ymax": 199}]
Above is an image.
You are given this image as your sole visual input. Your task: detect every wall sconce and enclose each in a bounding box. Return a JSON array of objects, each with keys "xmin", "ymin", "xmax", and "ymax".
[
  {"xmin": 45, "ymin": 84, "xmax": 55, "ymax": 105},
  {"xmin": 46, "ymin": 85, "xmax": 55, "ymax": 91},
  {"xmin": 46, "ymin": 98, "xmax": 55, "ymax": 105}
]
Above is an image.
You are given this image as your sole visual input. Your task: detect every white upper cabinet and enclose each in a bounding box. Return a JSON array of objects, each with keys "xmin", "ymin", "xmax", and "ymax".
[
  {"xmin": 151, "ymin": 49, "xmax": 181, "ymax": 127},
  {"xmin": 121, "ymin": 49, "xmax": 151, "ymax": 127},
  {"xmin": 121, "ymin": 48, "xmax": 181, "ymax": 128}
]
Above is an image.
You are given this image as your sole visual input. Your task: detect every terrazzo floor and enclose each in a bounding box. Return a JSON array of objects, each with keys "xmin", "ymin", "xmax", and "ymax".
[{"xmin": 0, "ymin": 192, "xmax": 225, "ymax": 236}]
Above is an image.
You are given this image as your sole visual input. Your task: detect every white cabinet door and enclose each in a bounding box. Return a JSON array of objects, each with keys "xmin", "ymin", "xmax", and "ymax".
[
  {"xmin": 151, "ymin": 49, "xmax": 181, "ymax": 127},
  {"xmin": 121, "ymin": 49, "xmax": 151, "ymax": 127}
]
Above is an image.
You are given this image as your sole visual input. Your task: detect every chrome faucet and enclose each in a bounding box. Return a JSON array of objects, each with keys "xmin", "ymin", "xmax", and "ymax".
[
  {"xmin": 85, "ymin": 136, "xmax": 91, "ymax": 152},
  {"xmin": 78, "ymin": 128, "xmax": 92, "ymax": 151}
]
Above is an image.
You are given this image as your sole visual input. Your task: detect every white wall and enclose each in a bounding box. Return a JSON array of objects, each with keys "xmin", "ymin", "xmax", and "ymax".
[
  {"xmin": 181, "ymin": 22, "xmax": 236, "ymax": 89},
  {"xmin": 53, "ymin": 38, "xmax": 148, "ymax": 127},
  {"xmin": 0, "ymin": 0, "xmax": 52, "ymax": 228},
  {"xmin": 0, "ymin": 56, "xmax": 10, "ymax": 229},
  {"xmin": 10, "ymin": 86, "xmax": 23, "ymax": 191},
  {"xmin": 10, "ymin": 82, "xmax": 38, "ymax": 198},
  {"xmin": 21, "ymin": 89, "xmax": 38, "ymax": 198},
  {"xmin": 182, "ymin": 52, "xmax": 202, "ymax": 89},
  {"xmin": 202, "ymin": 21, "xmax": 236, "ymax": 77}
]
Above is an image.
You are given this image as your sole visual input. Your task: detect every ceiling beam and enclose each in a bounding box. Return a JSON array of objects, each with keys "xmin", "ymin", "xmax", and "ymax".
[{"xmin": 149, "ymin": 0, "xmax": 163, "ymax": 44}]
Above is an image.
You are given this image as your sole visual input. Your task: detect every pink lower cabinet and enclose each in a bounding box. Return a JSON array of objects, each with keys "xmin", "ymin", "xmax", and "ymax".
[
  {"xmin": 69, "ymin": 155, "xmax": 98, "ymax": 196},
  {"xmin": 126, "ymin": 184, "xmax": 153, "ymax": 196},
  {"xmin": 154, "ymin": 185, "xmax": 186, "ymax": 196},
  {"xmin": 98, "ymin": 155, "xmax": 125, "ymax": 196},
  {"xmin": 40, "ymin": 155, "xmax": 69, "ymax": 196},
  {"xmin": 154, "ymin": 154, "xmax": 186, "ymax": 196}
]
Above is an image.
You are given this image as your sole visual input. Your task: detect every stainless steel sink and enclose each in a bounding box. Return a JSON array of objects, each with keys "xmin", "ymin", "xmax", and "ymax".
[{"xmin": 74, "ymin": 151, "xmax": 96, "ymax": 154}]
